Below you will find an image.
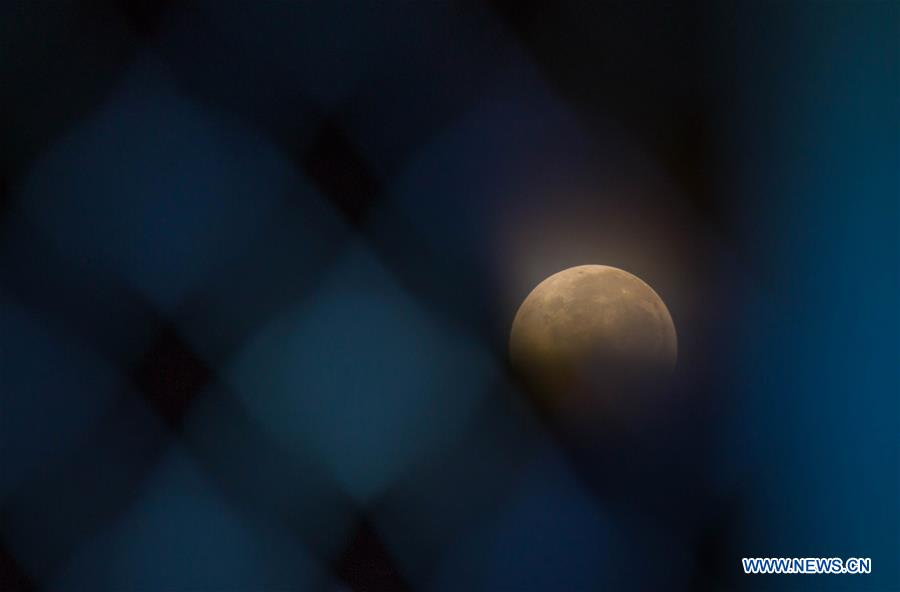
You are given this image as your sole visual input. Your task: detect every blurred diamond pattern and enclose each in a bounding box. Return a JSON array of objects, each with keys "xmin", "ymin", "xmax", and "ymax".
[
  {"xmin": 2, "ymin": 2, "xmax": 897, "ymax": 591},
  {"xmin": 0, "ymin": 4, "xmax": 626, "ymax": 590}
]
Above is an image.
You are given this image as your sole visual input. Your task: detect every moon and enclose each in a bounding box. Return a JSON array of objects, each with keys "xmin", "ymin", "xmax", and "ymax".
[{"xmin": 509, "ymin": 265, "xmax": 677, "ymax": 404}]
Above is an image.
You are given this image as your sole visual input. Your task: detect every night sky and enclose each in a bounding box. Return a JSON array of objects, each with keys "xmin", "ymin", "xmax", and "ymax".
[{"xmin": 1, "ymin": 2, "xmax": 897, "ymax": 591}]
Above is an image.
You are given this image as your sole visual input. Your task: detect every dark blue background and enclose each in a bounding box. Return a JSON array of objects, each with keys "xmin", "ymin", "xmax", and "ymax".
[{"xmin": 1, "ymin": 2, "xmax": 897, "ymax": 590}]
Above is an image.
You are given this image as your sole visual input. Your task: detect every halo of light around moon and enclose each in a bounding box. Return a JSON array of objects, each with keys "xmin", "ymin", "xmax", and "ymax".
[{"xmin": 509, "ymin": 265, "xmax": 677, "ymax": 408}]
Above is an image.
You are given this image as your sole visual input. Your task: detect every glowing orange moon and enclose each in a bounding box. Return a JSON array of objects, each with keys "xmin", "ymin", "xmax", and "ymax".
[{"xmin": 509, "ymin": 265, "xmax": 676, "ymax": 400}]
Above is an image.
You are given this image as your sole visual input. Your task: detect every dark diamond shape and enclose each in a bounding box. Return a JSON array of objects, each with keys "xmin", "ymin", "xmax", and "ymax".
[
  {"xmin": 0, "ymin": 168, "xmax": 9, "ymax": 225},
  {"xmin": 118, "ymin": 0, "xmax": 175, "ymax": 37},
  {"xmin": 131, "ymin": 324, "xmax": 211, "ymax": 426},
  {"xmin": 689, "ymin": 499, "xmax": 745, "ymax": 592},
  {"xmin": 0, "ymin": 540, "xmax": 36, "ymax": 592},
  {"xmin": 334, "ymin": 518, "xmax": 410, "ymax": 592},
  {"xmin": 302, "ymin": 120, "xmax": 381, "ymax": 227}
]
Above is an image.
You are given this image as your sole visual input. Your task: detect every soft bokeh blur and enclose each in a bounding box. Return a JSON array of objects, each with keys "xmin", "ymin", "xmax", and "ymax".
[{"xmin": 1, "ymin": 2, "xmax": 897, "ymax": 591}]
